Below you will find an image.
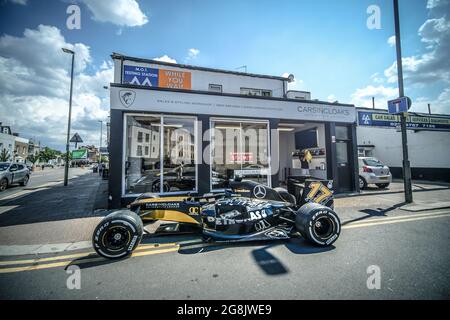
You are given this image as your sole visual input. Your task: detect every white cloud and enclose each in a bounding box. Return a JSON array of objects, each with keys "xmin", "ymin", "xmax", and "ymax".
[
  {"xmin": 384, "ymin": 1, "xmax": 450, "ymax": 85},
  {"xmin": 184, "ymin": 48, "xmax": 200, "ymax": 63},
  {"xmin": 188, "ymin": 48, "xmax": 199, "ymax": 58},
  {"xmin": 426, "ymin": 0, "xmax": 449, "ymax": 9},
  {"xmin": 370, "ymin": 72, "xmax": 384, "ymax": 84},
  {"xmin": 411, "ymin": 88, "xmax": 450, "ymax": 114},
  {"xmin": 0, "ymin": 25, "xmax": 112, "ymax": 150},
  {"xmin": 327, "ymin": 94, "xmax": 337, "ymax": 102},
  {"xmin": 6, "ymin": 0, "xmax": 28, "ymax": 5},
  {"xmin": 81, "ymin": 0, "xmax": 148, "ymax": 27},
  {"xmin": 350, "ymin": 85, "xmax": 398, "ymax": 109},
  {"xmin": 153, "ymin": 55, "xmax": 177, "ymax": 64},
  {"xmin": 387, "ymin": 35, "xmax": 396, "ymax": 47}
]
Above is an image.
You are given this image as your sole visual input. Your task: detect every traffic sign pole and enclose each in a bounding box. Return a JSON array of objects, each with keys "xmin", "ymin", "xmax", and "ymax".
[{"xmin": 394, "ymin": 0, "xmax": 413, "ymax": 203}]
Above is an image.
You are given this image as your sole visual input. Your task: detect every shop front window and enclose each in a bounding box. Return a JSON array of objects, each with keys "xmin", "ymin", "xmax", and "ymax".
[
  {"xmin": 124, "ymin": 115, "xmax": 197, "ymax": 195},
  {"xmin": 211, "ymin": 119, "xmax": 270, "ymax": 190},
  {"xmin": 162, "ymin": 117, "xmax": 196, "ymax": 193}
]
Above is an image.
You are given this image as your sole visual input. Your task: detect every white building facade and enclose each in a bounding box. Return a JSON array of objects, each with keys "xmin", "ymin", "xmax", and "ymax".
[{"xmin": 356, "ymin": 108, "xmax": 450, "ymax": 181}]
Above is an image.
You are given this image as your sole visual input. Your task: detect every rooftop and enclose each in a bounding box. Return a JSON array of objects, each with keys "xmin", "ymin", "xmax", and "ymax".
[{"xmin": 111, "ymin": 53, "xmax": 290, "ymax": 82}]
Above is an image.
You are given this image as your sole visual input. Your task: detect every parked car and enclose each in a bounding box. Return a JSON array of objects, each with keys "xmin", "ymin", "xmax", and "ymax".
[
  {"xmin": 0, "ymin": 162, "xmax": 31, "ymax": 191},
  {"xmin": 358, "ymin": 157, "xmax": 392, "ymax": 190}
]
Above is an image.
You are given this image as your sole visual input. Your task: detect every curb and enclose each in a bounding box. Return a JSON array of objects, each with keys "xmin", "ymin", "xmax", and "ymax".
[{"xmin": 0, "ymin": 241, "xmax": 92, "ymax": 257}]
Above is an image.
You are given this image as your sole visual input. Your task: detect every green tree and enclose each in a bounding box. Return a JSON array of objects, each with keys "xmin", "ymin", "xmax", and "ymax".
[
  {"xmin": 26, "ymin": 154, "xmax": 39, "ymax": 165},
  {"xmin": 0, "ymin": 149, "xmax": 10, "ymax": 162},
  {"xmin": 38, "ymin": 147, "xmax": 58, "ymax": 163}
]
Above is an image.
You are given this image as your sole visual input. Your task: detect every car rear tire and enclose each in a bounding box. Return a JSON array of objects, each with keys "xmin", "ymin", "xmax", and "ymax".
[
  {"xmin": 0, "ymin": 178, "xmax": 7, "ymax": 192},
  {"xmin": 92, "ymin": 210, "xmax": 143, "ymax": 259},
  {"xmin": 295, "ymin": 203, "xmax": 341, "ymax": 246},
  {"xmin": 359, "ymin": 176, "xmax": 367, "ymax": 190},
  {"xmin": 376, "ymin": 183, "xmax": 389, "ymax": 189},
  {"xmin": 20, "ymin": 175, "xmax": 29, "ymax": 186}
]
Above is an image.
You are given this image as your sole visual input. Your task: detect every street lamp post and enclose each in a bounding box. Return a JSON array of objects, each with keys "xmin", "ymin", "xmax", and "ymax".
[
  {"xmin": 62, "ymin": 48, "xmax": 75, "ymax": 186},
  {"xmin": 393, "ymin": 0, "xmax": 413, "ymax": 203},
  {"xmin": 98, "ymin": 120, "xmax": 103, "ymax": 163}
]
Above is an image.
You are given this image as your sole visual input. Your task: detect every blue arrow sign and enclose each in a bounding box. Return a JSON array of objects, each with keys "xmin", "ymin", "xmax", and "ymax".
[{"xmin": 387, "ymin": 97, "xmax": 411, "ymax": 114}]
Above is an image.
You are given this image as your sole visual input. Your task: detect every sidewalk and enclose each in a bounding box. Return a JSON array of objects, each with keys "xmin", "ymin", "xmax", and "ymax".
[
  {"xmin": 335, "ymin": 180, "xmax": 450, "ymax": 225},
  {"xmin": 0, "ymin": 170, "xmax": 108, "ymax": 247}
]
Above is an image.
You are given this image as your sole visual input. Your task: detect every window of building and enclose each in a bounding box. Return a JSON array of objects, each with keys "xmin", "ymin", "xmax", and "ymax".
[
  {"xmin": 240, "ymin": 88, "xmax": 272, "ymax": 97},
  {"xmin": 211, "ymin": 119, "xmax": 270, "ymax": 190},
  {"xmin": 209, "ymin": 84, "xmax": 222, "ymax": 93},
  {"xmin": 145, "ymin": 133, "xmax": 150, "ymax": 142},
  {"xmin": 124, "ymin": 115, "xmax": 197, "ymax": 195},
  {"xmin": 136, "ymin": 145, "xmax": 143, "ymax": 157},
  {"xmin": 137, "ymin": 131, "xmax": 143, "ymax": 143}
]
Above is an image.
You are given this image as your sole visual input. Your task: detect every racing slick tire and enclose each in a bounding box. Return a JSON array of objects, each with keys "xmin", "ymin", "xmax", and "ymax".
[
  {"xmin": 92, "ymin": 210, "xmax": 143, "ymax": 259},
  {"xmin": 376, "ymin": 183, "xmax": 389, "ymax": 189},
  {"xmin": 295, "ymin": 203, "xmax": 341, "ymax": 247}
]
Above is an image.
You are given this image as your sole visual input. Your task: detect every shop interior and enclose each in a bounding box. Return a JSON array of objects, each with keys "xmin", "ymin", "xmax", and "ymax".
[{"xmin": 278, "ymin": 122, "xmax": 327, "ymax": 187}]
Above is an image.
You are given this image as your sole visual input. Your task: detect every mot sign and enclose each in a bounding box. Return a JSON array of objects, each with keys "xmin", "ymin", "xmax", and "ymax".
[{"xmin": 387, "ymin": 97, "xmax": 411, "ymax": 114}]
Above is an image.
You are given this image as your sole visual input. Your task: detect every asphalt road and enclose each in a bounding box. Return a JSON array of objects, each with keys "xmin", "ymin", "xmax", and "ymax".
[
  {"xmin": 0, "ymin": 167, "xmax": 106, "ymax": 245},
  {"xmin": 0, "ymin": 166, "xmax": 84, "ymax": 201},
  {"xmin": 0, "ymin": 208, "xmax": 449, "ymax": 299}
]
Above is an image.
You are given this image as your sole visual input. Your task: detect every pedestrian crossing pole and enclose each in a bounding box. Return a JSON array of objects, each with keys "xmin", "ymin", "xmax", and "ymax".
[{"xmin": 393, "ymin": 0, "xmax": 413, "ymax": 203}]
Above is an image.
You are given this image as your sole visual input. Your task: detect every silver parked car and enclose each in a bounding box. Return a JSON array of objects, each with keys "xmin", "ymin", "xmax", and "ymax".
[
  {"xmin": 0, "ymin": 162, "xmax": 31, "ymax": 191},
  {"xmin": 358, "ymin": 157, "xmax": 392, "ymax": 190}
]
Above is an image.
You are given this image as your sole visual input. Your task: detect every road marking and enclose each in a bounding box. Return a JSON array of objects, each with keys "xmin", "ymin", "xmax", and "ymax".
[
  {"xmin": 0, "ymin": 246, "xmax": 180, "ymax": 274},
  {"xmin": 343, "ymin": 211, "xmax": 450, "ymax": 229},
  {"xmin": 0, "ymin": 242, "xmax": 178, "ymax": 266}
]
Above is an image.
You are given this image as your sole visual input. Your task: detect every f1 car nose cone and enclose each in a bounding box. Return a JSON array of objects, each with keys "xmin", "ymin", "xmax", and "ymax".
[{"xmin": 114, "ymin": 233, "xmax": 122, "ymax": 241}]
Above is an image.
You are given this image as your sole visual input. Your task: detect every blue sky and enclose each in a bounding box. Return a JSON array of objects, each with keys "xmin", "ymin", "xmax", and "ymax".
[{"xmin": 0, "ymin": 0, "xmax": 449, "ymax": 150}]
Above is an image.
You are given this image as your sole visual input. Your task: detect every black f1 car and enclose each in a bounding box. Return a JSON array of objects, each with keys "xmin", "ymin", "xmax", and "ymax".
[{"xmin": 92, "ymin": 178, "xmax": 341, "ymax": 259}]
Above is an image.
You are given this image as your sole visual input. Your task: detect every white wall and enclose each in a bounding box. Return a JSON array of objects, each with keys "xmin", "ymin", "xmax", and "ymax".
[
  {"xmin": 357, "ymin": 126, "xmax": 450, "ymax": 168},
  {"xmin": 114, "ymin": 59, "xmax": 285, "ymax": 97},
  {"xmin": 0, "ymin": 133, "xmax": 15, "ymax": 159}
]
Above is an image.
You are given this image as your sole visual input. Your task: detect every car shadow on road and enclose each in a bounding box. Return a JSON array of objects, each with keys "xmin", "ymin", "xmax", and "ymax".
[
  {"xmin": 342, "ymin": 201, "xmax": 407, "ymax": 226},
  {"xmin": 178, "ymin": 237, "xmax": 335, "ymax": 276}
]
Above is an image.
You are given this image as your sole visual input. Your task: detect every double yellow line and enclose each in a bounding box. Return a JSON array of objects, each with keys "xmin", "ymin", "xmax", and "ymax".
[
  {"xmin": 0, "ymin": 243, "xmax": 180, "ymax": 274},
  {"xmin": 342, "ymin": 210, "xmax": 450, "ymax": 230}
]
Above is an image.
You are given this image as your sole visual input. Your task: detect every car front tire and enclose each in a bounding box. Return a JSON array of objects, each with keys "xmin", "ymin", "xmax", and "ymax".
[
  {"xmin": 92, "ymin": 210, "xmax": 143, "ymax": 259},
  {"xmin": 295, "ymin": 203, "xmax": 341, "ymax": 247}
]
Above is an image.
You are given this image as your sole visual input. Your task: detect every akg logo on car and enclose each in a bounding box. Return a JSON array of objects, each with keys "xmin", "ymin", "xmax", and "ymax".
[
  {"xmin": 119, "ymin": 90, "xmax": 136, "ymax": 108},
  {"xmin": 253, "ymin": 185, "xmax": 267, "ymax": 199}
]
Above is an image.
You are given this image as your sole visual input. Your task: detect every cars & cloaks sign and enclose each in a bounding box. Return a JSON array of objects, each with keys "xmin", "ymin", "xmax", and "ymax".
[{"xmin": 123, "ymin": 65, "xmax": 191, "ymax": 89}]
